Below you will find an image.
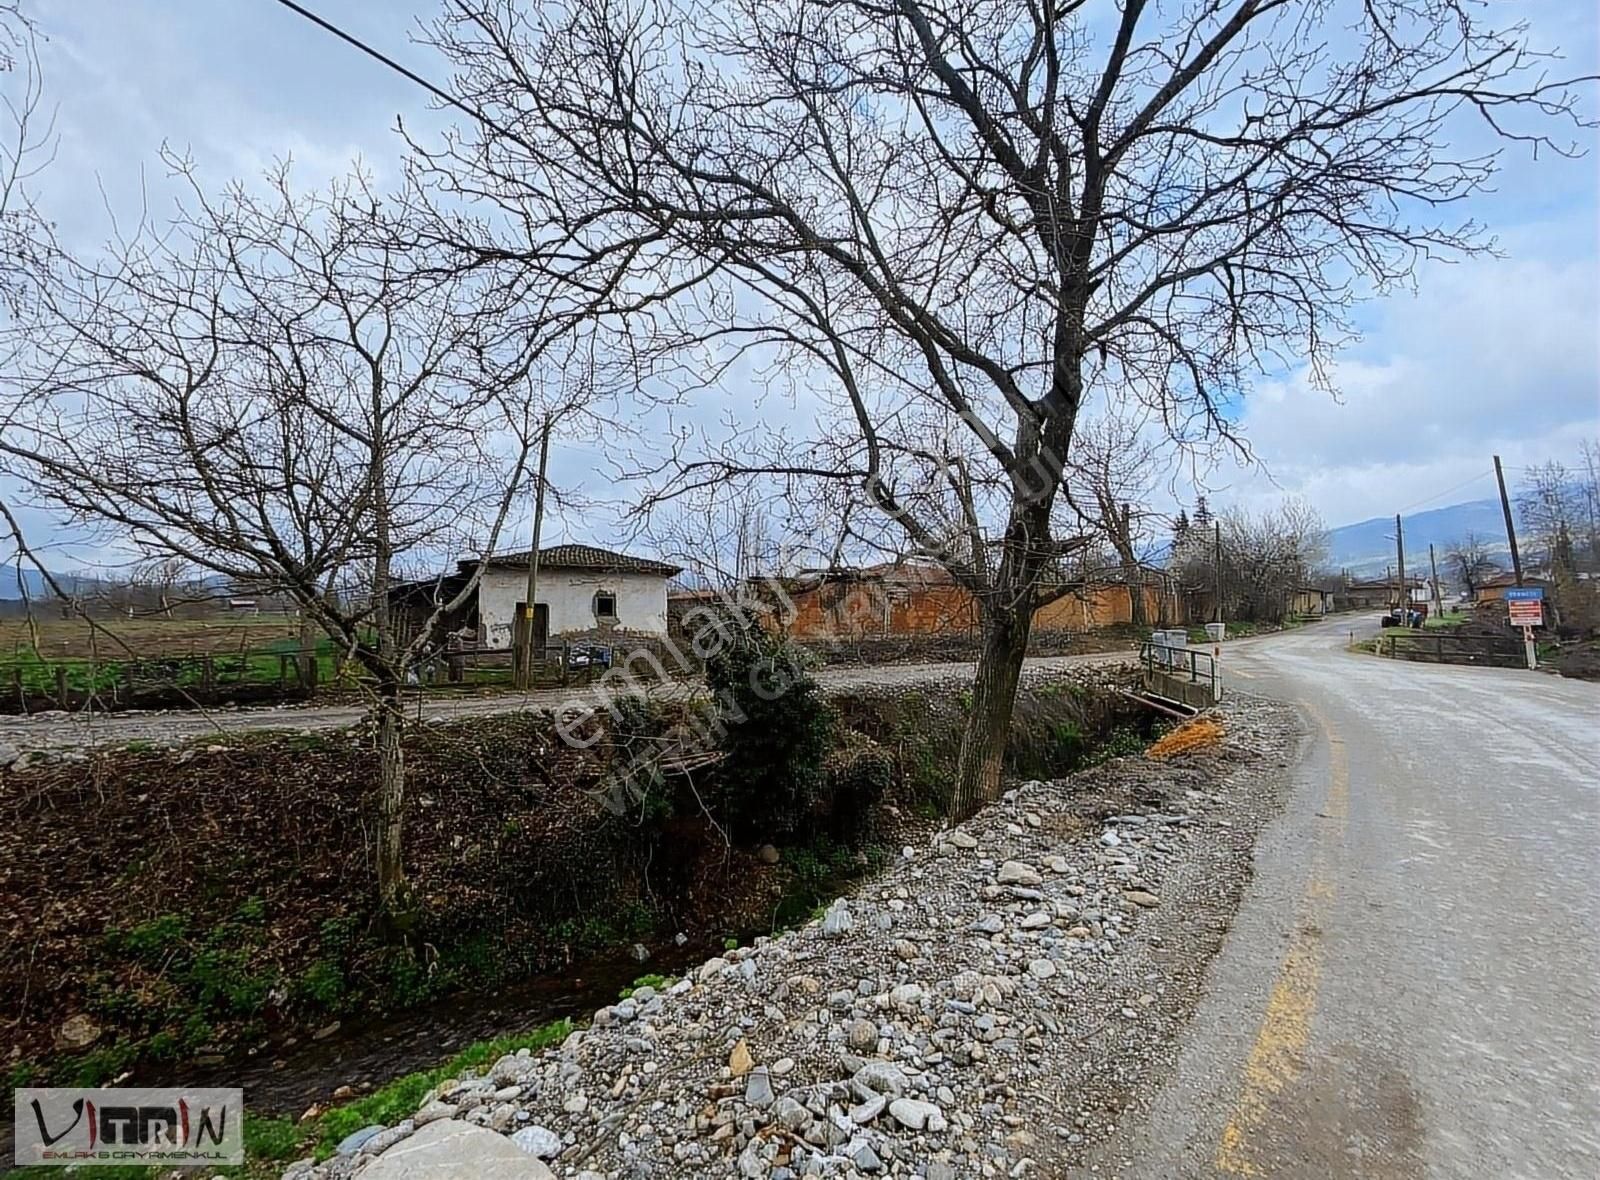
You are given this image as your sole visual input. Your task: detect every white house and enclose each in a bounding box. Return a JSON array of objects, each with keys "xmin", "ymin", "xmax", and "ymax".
[
  {"xmin": 392, "ymin": 544, "xmax": 682, "ymax": 650},
  {"xmin": 471, "ymin": 545, "xmax": 682, "ymax": 649}
]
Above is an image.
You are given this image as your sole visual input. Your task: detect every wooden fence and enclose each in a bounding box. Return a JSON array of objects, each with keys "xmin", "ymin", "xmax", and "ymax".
[
  {"xmin": 5, "ymin": 634, "xmax": 703, "ymax": 714},
  {"xmin": 3, "ymin": 650, "xmax": 320, "ymax": 713},
  {"xmin": 1382, "ymin": 631, "xmax": 1525, "ymax": 669}
]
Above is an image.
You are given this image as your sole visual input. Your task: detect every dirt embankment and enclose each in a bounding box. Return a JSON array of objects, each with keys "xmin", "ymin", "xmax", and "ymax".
[
  {"xmin": 284, "ymin": 697, "xmax": 1300, "ymax": 1180},
  {"xmin": 0, "ymin": 670, "xmax": 1149, "ymax": 1095}
]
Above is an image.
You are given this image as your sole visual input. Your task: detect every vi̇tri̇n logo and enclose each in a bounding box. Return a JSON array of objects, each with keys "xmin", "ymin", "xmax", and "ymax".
[{"xmin": 13, "ymin": 1088, "xmax": 244, "ymax": 1167}]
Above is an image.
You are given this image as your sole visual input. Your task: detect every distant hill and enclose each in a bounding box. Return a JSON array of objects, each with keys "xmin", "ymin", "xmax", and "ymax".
[
  {"xmin": 0, "ymin": 567, "xmax": 89, "ymax": 601},
  {"xmin": 1325, "ymin": 498, "xmax": 1512, "ymax": 578}
]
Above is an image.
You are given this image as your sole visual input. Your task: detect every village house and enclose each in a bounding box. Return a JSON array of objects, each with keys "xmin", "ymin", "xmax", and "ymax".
[
  {"xmin": 391, "ymin": 544, "xmax": 682, "ymax": 649},
  {"xmin": 1288, "ymin": 586, "xmax": 1335, "ymax": 616},
  {"xmin": 1473, "ymin": 572, "xmax": 1553, "ymax": 605},
  {"xmin": 748, "ymin": 558, "xmax": 1178, "ymax": 642},
  {"xmin": 1331, "ymin": 575, "xmax": 1427, "ymax": 612}
]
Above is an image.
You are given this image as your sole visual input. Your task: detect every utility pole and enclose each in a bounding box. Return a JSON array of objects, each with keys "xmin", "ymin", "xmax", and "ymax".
[
  {"xmin": 1429, "ymin": 543, "xmax": 1443, "ymax": 615},
  {"xmin": 1395, "ymin": 513, "xmax": 1406, "ymax": 616},
  {"xmin": 1213, "ymin": 519, "xmax": 1223, "ymax": 623},
  {"xmin": 1493, "ymin": 454, "xmax": 1524, "ymax": 587},
  {"xmin": 514, "ymin": 413, "xmax": 553, "ymax": 690}
]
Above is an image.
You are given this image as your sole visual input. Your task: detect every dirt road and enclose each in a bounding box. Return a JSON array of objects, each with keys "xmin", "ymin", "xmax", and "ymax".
[
  {"xmin": 1093, "ymin": 614, "xmax": 1600, "ymax": 1178},
  {"xmin": 0, "ymin": 649, "xmax": 1129, "ymax": 753}
]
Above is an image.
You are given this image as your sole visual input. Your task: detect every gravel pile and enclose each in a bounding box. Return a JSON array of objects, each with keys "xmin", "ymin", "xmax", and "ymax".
[{"xmin": 286, "ymin": 695, "xmax": 1298, "ymax": 1180}]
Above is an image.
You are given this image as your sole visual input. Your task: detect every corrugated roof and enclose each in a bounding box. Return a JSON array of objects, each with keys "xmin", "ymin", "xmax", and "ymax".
[{"xmin": 473, "ymin": 544, "xmax": 682, "ymax": 577}]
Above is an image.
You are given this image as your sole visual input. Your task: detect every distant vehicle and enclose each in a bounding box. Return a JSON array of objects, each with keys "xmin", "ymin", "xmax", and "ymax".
[
  {"xmin": 1380, "ymin": 604, "xmax": 1426, "ymax": 629},
  {"xmin": 567, "ymin": 645, "xmax": 613, "ymax": 669}
]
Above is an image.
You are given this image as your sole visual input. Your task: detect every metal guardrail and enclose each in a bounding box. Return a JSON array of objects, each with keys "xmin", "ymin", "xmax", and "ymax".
[{"xmin": 1138, "ymin": 640, "xmax": 1220, "ymax": 708}]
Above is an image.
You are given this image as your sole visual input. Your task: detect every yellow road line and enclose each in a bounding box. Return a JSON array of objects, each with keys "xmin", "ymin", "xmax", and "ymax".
[{"xmin": 1214, "ymin": 704, "xmax": 1348, "ymax": 1174}]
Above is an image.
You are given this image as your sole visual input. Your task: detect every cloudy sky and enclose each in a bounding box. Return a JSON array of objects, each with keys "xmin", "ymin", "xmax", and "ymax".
[{"xmin": 6, "ymin": 0, "xmax": 1599, "ymax": 575}]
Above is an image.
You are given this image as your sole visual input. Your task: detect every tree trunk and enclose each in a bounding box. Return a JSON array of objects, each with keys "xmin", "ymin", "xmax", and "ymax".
[
  {"xmin": 298, "ymin": 610, "xmax": 319, "ymax": 690},
  {"xmin": 1123, "ymin": 558, "xmax": 1146, "ymax": 628},
  {"xmin": 950, "ymin": 603, "xmax": 1033, "ymax": 818},
  {"xmin": 375, "ymin": 679, "xmax": 409, "ymax": 915},
  {"xmin": 1117, "ymin": 505, "xmax": 1146, "ymax": 628}
]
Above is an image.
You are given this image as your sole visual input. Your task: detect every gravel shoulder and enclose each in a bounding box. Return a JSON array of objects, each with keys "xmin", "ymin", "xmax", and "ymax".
[
  {"xmin": 286, "ymin": 694, "xmax": 1299, "ymax": 1180},
  {"xmin": 0, "ymin": 651, "xmax": 1130, "ymax": 756}
]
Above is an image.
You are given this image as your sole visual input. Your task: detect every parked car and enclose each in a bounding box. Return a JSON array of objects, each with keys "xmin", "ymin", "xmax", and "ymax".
[{"xmin": 567, "ymin": 645, "xmax": 613, "ymax": 669}]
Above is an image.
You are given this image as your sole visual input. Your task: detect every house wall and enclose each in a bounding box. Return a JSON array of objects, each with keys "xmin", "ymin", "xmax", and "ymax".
[
  {"xmin": 476, "ymin": 567, "xmax": 669, "ymax": 648},
  {"xmin": 1288, "ymin": 589, "xmax": 1330, "ymax": 616},
  {"xmin": 777, "ymin": 581, "xmax": 978, "ymax": 639},
  {"xmin": 1034, "ymin": 584, "xmax": 1172, "ymax": 631},
  {"xmin": 775, "ymin": 579, "xmax": 1172, "ymax": 640}
]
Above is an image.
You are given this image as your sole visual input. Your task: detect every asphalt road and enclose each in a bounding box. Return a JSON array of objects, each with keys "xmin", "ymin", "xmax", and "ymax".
[{"xmin": 1093, "ymin": 614, "xmax": 1600, "ymax": 1179}]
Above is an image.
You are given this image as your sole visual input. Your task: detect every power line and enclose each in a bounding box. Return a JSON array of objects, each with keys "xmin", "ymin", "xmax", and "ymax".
[
  {"xmin": 268, "ymin": 0, "xmax": 528, "ymax": 149},
  {"xmin": 1394, "ymin": 468, "xmax": 1495, "ymax": 518}
]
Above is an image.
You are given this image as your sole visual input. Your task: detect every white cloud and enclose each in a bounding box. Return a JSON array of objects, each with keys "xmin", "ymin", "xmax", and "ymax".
[{"xmin": 1208, "ymin": 239, "xmax": 1600, "ymax": 527}]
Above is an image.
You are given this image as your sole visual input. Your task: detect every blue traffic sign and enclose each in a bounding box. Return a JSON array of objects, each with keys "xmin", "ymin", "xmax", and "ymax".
[{"xmin": 1504, "ymin": 587, "xmax": 1544, "ymax": 601}]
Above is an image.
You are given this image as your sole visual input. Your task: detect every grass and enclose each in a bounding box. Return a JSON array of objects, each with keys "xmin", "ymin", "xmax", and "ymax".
[
  {"xmin": 312, "ymin": 1019, "xmax": 573, "ymax": 1158},
  {"xmin": 2, "ymin": 1020, "xmax": 576, "ymax": 1180},
  {"xmin": 618, "ymin": 973, "xmax": 672, "ymax": 999},
  {"xmin": 1423, "ymin": 609, "xmax": 1470, "ymax": 629}
]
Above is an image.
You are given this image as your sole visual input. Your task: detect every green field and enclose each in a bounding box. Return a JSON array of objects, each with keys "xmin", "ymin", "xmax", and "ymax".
[{"xmin": 0, "ymin": 616, "xmax": 358, "ymax": 700}]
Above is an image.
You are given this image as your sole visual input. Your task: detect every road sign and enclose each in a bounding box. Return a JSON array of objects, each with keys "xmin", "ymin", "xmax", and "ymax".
[{"xmin": 1505, "ymin": 586, "xmax": 1544, "ymax": 628}]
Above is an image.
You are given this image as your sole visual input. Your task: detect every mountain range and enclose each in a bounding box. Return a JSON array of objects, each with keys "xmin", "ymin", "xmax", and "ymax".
[{"xmin": 1324, "ymin": 498, "xmax": 1513, "ymax": 579}]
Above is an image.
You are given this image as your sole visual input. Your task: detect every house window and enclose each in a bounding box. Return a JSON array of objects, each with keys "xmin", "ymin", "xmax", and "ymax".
[{"xmin": 594, "ymin": 590, "xmax": 617, "ymax": 621}]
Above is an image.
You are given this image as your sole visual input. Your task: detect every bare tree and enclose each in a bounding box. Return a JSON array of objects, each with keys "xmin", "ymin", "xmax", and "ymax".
[
  {"xmin": 1217, "ymin": 499, "xmax": 1328, "ymax": 623},
  {"xmin": 1062, "ymin": 412, "xmax": 1171, "ymax": 627},
  {"xmin": 1444, "ymin": 531, "xmax": 1498, "ymax": 598},
  {"xmin": 648, "ymin": 484, "xmax": 790, "ymax": 592},
  {"xmin": 0, "ymin": 2, "xmax": 49, "ymax": 313},
  {"xmin": 408, "ymin": 0, "xmax": 1589, "ymax": 814},
  {"xmin": 127, "ymin": 554, "xmax": 199, "ymax": 618},
  {"xmin": 0, "ymin": 155, "xmax": 599, "ymax": 915},
  {"xmin": 1572, "ymin": 439, "xmax": 1599, "ymax": 564},
  {"xmin": 1517, "ymin": 460, "xmax": 1583, "ymax": 573}
]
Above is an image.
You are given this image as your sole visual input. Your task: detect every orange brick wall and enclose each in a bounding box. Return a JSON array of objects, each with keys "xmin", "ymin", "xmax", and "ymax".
[
  {"xmin": 775, "ymin": 579, "xmax": 1172, "ymax": 639},
  {"xmin": 1033, "ymin": 584, "xmax": 1170, "ymax": 631},
  {"xmin": 778, "ymin": 581, "xmax": 978, "ymax": 639}
]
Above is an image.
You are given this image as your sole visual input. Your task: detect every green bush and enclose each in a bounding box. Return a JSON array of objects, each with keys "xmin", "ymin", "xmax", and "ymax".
[
  {"xmin": 822, "ymin": 735, "xmax": 894, "ymax": 842},
  {"xmin": 704, "ymin": 624, "xmax": 834, "ymax": 838},
  {"xmin": 600, "ymin": 693, "xmax": 675, "ymax": 823}
]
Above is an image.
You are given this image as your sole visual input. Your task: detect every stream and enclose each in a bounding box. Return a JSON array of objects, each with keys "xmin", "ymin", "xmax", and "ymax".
[{"xmin": 129, "ymin": 938, "xmax": 724, "ymax": 1120}]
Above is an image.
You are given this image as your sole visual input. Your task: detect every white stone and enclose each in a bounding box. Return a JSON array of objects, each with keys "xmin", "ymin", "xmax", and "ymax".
[
  {"xmin": 888, "ymin": 1097, "xmax": 945, "ymax": 1132},
  {"xmin": 996, "ymin": 861, "xmax": 1042, "ymax": 886},
  {"xmin": 509, "ymin": 1125, "xmax": 563, "ymax": 1159},
  {"xmin": 360, "ymin": 1120, "xmax": 555, "ymax": 1180},
  {"xmin": 821, "ymin": 902, "xmax": 855, "ymax": 937},
  {"xmin": 890, "ymin": 983, "xmax": 924, "ymax": 1011}
]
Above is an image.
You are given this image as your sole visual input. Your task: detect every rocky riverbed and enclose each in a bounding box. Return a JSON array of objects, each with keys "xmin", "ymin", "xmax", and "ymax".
[{"xmin": 286, "ymin": 695, "xmax": 1298, "ymax": 1180}]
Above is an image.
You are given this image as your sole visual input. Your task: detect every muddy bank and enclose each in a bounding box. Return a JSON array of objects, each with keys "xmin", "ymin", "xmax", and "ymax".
[
  {"xmin": 136, "ymin": 939, "xmax": 720, "ymax": 1120},
  {"xmin": 285, "ymin": 695, "xmax": 1299, "ymax": 1180},
  {"xmin": 1, "ymin": 667, "xmax": 1147, "ymax": 1100}
]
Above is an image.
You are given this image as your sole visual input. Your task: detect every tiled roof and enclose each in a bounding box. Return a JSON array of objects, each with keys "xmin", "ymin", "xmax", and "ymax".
[{"xmin": 475, "ymin": 544, "xmax": 682, "ymax": 577}]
